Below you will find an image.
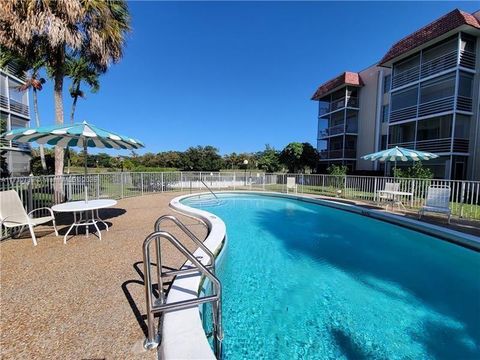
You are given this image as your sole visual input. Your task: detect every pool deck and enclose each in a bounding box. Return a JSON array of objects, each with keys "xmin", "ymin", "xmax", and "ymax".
[{"xmin": 0, "ymin": 191, "xmax": 478, "ymax": 360}]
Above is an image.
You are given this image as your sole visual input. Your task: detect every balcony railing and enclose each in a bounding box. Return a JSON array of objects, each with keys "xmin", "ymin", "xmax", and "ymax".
[
  {"xmin": 389, "ymin": 137, "xmax": 469, "ymax": 153},
  {"xmin": 0, "ymin": 138, "xmax": 31, "ymax": 151},
  {"xmin": 0, "ymin": 94, "xmax": 29, "ymax": 117},
  {"xmin": 457, "ymin": 96, "xmax": 473, "ymax": 112},
  {"xmin": 9, "ymin": 99, "xmax": 29, "ymax": 117},
  {"xmin": 319, "ymin": 149, "xmax": 356, "ymax": 160},
  {"xmin": 319, "ymin": 97, "xmax": 359, "ymax": 116},
  {"xmin": 0, "ymin": 94, "xmax": 8, "ymax": 109},
  {"xmin": 3, "ymin": 63, "xmax": 27, "ymax": 82},
  {"xmin": 417, "ymin": 96, "xmax": 454, "ymax": 118},
  {"xmin": 391, "ymin": 49, "xmax": 476, "ymax": 90},
  {"xmin": 318, "ymin": 123, "xmax": 358, "ymax": 139},
  {"xmin": 390, "ymin": 105, "xmax": 417, "ymax": 123},
  {"xmin": 389, "ymin": 94, "xmax": 471, "ymax": 123}
]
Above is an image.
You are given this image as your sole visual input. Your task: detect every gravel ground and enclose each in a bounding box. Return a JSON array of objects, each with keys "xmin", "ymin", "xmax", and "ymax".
[
  {"xmin": 0, "ymin": 192, "xmax": 206, "ymax": 360},
  {"xmin": 1, "ymin": 191, "xmax": 477, "ymax": 360}
]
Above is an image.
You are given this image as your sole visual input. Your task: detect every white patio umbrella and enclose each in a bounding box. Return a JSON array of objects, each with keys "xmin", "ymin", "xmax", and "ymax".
[
  {"xmin": 1, "ymin": 121, "xmax": 144, "ymax": 200},
  {"xmin": 2, "ymin": 121, "xmax": 144, "ymax": 176},
  {"xmin": 361, "ymin": 146, "xmax": 438, "ymax": 178}
]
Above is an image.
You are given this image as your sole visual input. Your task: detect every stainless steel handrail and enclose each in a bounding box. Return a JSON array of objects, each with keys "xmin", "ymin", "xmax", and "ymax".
[
  {"xmin": 143, "ymin": 230, "xmax": 223, "ymax": 358},
  {"xmin": 154, "ymin": 214, "xmax": 215, "ymax": 275},
  {"xmin": 200, "ymin": 180, "xmax": 219, "ymax": 199}
]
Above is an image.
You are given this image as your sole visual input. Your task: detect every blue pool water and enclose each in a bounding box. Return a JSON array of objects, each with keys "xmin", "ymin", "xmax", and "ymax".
[{"xmin": 182, "ymin": 194, "xmax": 480, "ymax": 359}]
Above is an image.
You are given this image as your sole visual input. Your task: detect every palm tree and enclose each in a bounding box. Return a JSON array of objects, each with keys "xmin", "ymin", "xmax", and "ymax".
[
  {"xmin": 66, "ymin": 56, "xmax": 101, "ymax": 124},
  {"xmin": 64, "ymin": 55, "xmax": 100, "ymax": 173},
  {"xmin": 0, "ymin": 0, "xmax": 131, "ymax": 178},
  {"xmin": 0, "ymin": 47, "xmax": 47, "ymax": 171}
]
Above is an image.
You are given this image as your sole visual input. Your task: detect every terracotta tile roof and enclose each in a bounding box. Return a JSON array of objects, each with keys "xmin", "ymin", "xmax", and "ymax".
[
  {"xmin": 380, "ymin": 9, "xmax": 480, "ymax": 65},
  {"xmin": 311, "ymin": 72, "xmax": 363, "ymax": 101}
]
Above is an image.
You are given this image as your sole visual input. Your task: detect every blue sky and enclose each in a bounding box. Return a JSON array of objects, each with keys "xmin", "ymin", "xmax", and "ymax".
[{"xmin": 33, "ymin": 1, "xmax": 478, "ymax": 155}]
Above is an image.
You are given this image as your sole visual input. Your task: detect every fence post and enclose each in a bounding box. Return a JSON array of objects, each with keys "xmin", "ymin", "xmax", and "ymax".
[
  {"xmin": 28, "ymin": 174, "xmax": 33, "ymax": 212},
  {"xmin": 161, "ymin": 172, "xmax": 164, "ymax": 193},
  {"xmin": 233, "ymin": 172, "xmax": 236, "ymax": 190},
  {"xmin": 410, "ymin": 179, "xmax": 415, "ymax": 208},
  {"xmin": 373, "ymin": 177, "xmax": 378, "ymax": 203},
  {"xmin": 301, "ymin": 174, "xmax": 304, "ymax": 194},
  {"xmin": 121, "ymin": 173, "xmax": 124, "ymax": 199},
  {"xmin": 460, "ymin": 182, "xmax": 465, "ymax": 218},
  {"xmin": 141, "ymin": 173, "xmax": 144, "ymax": 196},
  {"xmin": 97, "ymin": 174, "xmax": 100, "ymax": 199},
  {"xmin": 180, "ymin": 172, "xmax": 183, "ymax": 192}
]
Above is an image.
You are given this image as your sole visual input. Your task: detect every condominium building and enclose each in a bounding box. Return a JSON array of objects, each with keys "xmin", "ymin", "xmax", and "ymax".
[
  {"xmin": 0, "ymin": 63, "xmax": 31, "ymax": 176},
  {"xmin": 312, "ymin": 8, "xmax": 480, "ymax": 180}
]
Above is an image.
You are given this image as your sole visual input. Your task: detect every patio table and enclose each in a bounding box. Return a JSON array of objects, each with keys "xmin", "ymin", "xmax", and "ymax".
[
  {"xmin": 377, "ymin": 190, "xmax": 413, "ymax": 212},
  {"xmin": 52, "ymin": 199, "xmax": 117, "ymax": 243}
]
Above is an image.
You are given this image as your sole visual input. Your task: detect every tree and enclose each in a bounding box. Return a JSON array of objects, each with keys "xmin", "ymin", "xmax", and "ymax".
[
  {"xmin": 0, "ymin": 46, "xmax": 48, "ymax": 171},
  {"xmin": 257, "ymin": 145, "xmax": 281, "ymax": 173},
  {"xmin": 393, "ymin": 161, "xmax": 433, "ymax": 179},
  {"xmin": 66, "ymin": 55, "xmax": 100, "ymax": 124},
  {"xmin": 183, "ymin": 146, "xmax": 224, "ymax": 171},
  {"xmin": 0, "ymin": 0, "xmax": 131, "ymax": 178},
  {"xmin": 300, "ymin": 142, "xmax": 319, "ymax": 173},
  {"xmin": 279, "ymin": 142, "xmax": 304, "ymax": 173}
]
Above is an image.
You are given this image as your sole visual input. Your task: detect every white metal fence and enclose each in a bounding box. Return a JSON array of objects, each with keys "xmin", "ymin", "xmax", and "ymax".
[{"xmin": 1, "ymin": 172, "xmax": 479, "ymax": 221}]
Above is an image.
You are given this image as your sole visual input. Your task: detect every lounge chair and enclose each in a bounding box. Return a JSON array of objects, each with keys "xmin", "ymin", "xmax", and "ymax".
[
  {"xmin": 377, "ymin": 182, "xmax": 400, "ymax": 210},
  {"xmin": 0, "ymin": 190, "xmax": 58, "ymax": 246},
  {"xmin": 286, "ymin": 177, "xmax": 297, "ymax": 194},
  {"xmin": 418, "ymin": 186, "xmax": 451, "ymax": 224}
]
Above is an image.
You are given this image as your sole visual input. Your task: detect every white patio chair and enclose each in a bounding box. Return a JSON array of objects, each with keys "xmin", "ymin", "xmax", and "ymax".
[
  {"xmin": 418, "ymin": 186, "xmax": 451, "ymax": 224},
  {"xmin": 0, "ymin": 190, "xmax": 58, "ymax": 246},
  {"xmin": 286, "ymin": 177, "xmax": 297, "ymax": 194},
  {"xmin": 377, "ymin": 182, "xmax": 400, "ymax": 210}
]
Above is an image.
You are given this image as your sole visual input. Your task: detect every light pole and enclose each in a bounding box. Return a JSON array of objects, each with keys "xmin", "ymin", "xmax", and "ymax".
[{"xmin": 243, "ymin": 159, "xmax": 249, "ymax": 186}]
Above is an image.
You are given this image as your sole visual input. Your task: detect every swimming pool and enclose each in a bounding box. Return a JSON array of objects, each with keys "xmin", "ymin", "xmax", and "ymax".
[{"xmin": 181, "ymin": 193, "xmax": 480, "ymax": 359}]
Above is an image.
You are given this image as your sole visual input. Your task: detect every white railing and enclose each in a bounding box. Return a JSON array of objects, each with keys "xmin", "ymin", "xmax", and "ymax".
[{"xmin": 1, "ymin": 172, "xmax": 479, "ymax": 230}]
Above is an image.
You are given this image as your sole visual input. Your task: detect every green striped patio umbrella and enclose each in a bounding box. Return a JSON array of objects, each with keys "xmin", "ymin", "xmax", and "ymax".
[
  {"xmin": 1, "ymin": 121, "xmax": 144, "ymax": 176},
  {"xmin": 361, "ymin": 146, "xmax": 438, "ymax": 178}
]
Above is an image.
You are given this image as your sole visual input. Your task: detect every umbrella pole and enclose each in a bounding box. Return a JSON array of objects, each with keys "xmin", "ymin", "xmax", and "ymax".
[
  {"xmin": 394, "ymin": 159, "xmax": 397, "ymax": 181},
  {"xmin": 84, "ymin": 143, "xmax": 88, "ymax": 202}
]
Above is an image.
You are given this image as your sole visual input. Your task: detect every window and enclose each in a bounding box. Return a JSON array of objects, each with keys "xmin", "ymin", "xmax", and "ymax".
[
  {"xmin": 393, "ymin": 54, "xmax": 420, "ymax": 76},
  {"xmin": 383, "ymin": 75, "xmax": 391, "ymax": 94},
  {"xmin": 382, "ymin": 105, "xmax": 389, "ymax": 123},
  {"xmin": 416, "ymin": 115, "xmax": 452, "ymax": 141},
  {"xmin": 420, "ymin": 74, "xmax": 455, "ymax": 103},
  {"xmin": 422, "ymin": 37, "xmax": 457, "ymax": 64},
  {"xmin": 381, "ymin": 135, "xmax": 387, "ymax": 150},
  {"xmin": 389, "ymin": 122, "xmax": 415, "ymax": 144},
  {"xmin": 10, "ymin": 115, "xmax": 28, "ymax": 129},
  {"xmin": 330, "ymin": 111, "xmax": 344, "ymax": 127},
  {"xmin": 458, "ymin": 73, "xmax": 473, "ymax": 98},
  {"xmin": 8, "ymin": 78, "xmax": 27, "ymax": 104},
  {"xmin": 346, "ymin": 110, "xmax": 358, "ymax": 133},
  {"xmin": 391, "ymin": 86, "xmax": 418, "ymax": 111},
  {"xmin": 454, "ymin": 115, "xmax": 470, "ymax": 139}
]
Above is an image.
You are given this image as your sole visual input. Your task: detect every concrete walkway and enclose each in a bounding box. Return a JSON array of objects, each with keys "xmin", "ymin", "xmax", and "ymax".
[{"xmin": 0, "ymin": 192, "xmax": 206, "ymax": 360}]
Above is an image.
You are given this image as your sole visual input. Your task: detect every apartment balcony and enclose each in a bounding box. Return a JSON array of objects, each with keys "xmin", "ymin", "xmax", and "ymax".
[
  {"xmin": 319, "ymin": 149, "xmax": 356, "ymax": 160},
  {"xmin": 0, "ymin": 138, "xmax": 31, "ymax": 152},
  {"xmin": 388, "ymin": 138, "xmax": 469, "ymax": 153},
  {"xmin": 318, "ymin": 123, "xmax": 358, "ymax": 139},
  {"xmin": 391, "ymin": 49, "xmax": 476, "ymax": 90},
  {"xmin": 318, "ymin": 96, "xmax": 359, "ymax": 116},
  {"xmin": 2, "ymin": 63, "xmax": 27, "ymax": 82},
  {"xmin": 389, "ymin": 95, "xmax": 472, "ymax": 123},
  {"xmin": 0, "ymin": 94, "xmax": 29, "ymax": 117}
]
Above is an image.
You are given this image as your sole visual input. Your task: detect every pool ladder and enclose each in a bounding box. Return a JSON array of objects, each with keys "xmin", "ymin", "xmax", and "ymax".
[{"xmin": 142, "ymin": 215, "xmax": 223, "ymax": 358}]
